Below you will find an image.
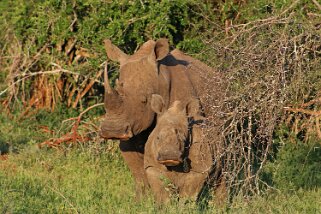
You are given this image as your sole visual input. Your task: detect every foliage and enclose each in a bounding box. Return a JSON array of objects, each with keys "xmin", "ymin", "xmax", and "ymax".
[
  {"xmin": 263, "ymin": 138, "xmax": 321, "ymax": 191},
  {"xmin": 0, "ymin": 0, "xmax": 214, "ymax": 111}
]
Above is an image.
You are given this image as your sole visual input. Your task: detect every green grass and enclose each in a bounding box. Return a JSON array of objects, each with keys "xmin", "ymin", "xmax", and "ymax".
[
  {"xmin": 1, "ymin": 106, "xmax": 321, "ymax": 213},
  {"xmin": 0, "ymin": 144, "xmax": 205, "ymax": 213},
  {"xmin": 0, "ymin": 143, "xmax": 149, "ymax": 213},
  {"xmin": 230, "ymin": 189, "xmax": 321, "ymax": 214},
  {"xmin": 0, "ymin": 143, "xmax": 320, "ymax": 213},
  {"xmin": 0, "ymin": 105, "xmax": 79, "ymax": 153}
]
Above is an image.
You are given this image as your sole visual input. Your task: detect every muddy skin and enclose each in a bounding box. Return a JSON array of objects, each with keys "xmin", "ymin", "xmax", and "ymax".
[
  {"xmin": 144, "ymin": 95, "xmax": 213, "ymax": 203},
  {"xmin": 100, "ymin": 39, "xmax": 219, "ymax": 200}
]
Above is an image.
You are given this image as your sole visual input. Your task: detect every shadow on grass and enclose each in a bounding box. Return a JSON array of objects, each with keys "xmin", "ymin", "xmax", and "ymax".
[{"xmin": 0, "ymin": 140, "xmax": 10, "ymax": 154}]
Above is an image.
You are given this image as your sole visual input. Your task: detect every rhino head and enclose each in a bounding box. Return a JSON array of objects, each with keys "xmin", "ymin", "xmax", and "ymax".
[
  {"xmin": 100, "ymin": 39, "xmax": 170, "ymax": 140},
  {"xmin": 148, "ymin": 94, "xmax": 200, "ymax": 166}
]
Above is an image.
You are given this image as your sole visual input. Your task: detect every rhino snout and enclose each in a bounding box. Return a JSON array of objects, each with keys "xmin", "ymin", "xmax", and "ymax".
[
  {"xmin": 99, "ymin": 123, "xmax": 133, "ymax": 140},
  {"xmin": 157, "ymin": 150, "xmax": 183, "ymax": 166}
]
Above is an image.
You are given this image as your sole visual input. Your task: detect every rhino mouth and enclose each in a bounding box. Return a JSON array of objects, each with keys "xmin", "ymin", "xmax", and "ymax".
[
  {"xmin": 158, "ymin": 159, "xmax": 181, "ymax": 166},
  {"xmin": 99, "ymin": 121, "xmax": 133, "ymax": 140},
  {"xmin": 99, "ymin": 129, "xmax": 133, "ymax": 140},
  {"xmin": 100, "ymin": 132, "xmax": 132, "ymax": 140},
  {"xmin": 157, "ymin": 150, "xmax": 183, "ymax": 166}
]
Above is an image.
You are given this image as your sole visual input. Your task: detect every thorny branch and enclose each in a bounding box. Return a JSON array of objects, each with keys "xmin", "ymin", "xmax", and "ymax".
[{"xmin": 201, "ymin": 5, "xmax": 321, "ymax": 196}]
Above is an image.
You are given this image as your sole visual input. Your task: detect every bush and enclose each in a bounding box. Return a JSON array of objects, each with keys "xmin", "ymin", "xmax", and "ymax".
[
  {"xmin": 263, "ymin": 139, "xmax": 321, "ymax": 190},
  {"xmin": 200, "ymin": 0, "xmax": 321, "ymax": 196},
  {"xmin": 0, "ymin": 0, "xmax": 214, "ymax": 110}
]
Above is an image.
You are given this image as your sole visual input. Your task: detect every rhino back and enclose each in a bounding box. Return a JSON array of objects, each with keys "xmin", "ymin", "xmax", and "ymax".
[
  {"xmin": 160, "ymin": 50, "xmax": 224, "ymax": 174},
  {"xmin": 158, "ymin": 50, "xmax": 201, "ymax": 107},
  {"xmin": 170, "ymin": 49, "xmax": 224, "ymax": 112}
]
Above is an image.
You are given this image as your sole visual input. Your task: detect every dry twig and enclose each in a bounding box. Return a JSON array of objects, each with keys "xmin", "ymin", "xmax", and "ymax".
[
  {"xmin": 38, "ymin": 103, "xmax": 104, "ymax": 148},
  {"xmin": 200, "ymin": 3, "xmax": 321, "ymax": 196}
]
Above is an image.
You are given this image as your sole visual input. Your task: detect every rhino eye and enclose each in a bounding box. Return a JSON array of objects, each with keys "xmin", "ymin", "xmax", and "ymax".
[
  {"xmin": 174, "ymin": 129, "xmax": 179, "ymax": 135},
  {"xmin": 141, "ymin": 96, "xmax": 147, "ymax": 104}
]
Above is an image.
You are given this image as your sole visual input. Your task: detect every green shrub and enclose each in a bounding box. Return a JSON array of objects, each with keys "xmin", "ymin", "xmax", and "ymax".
[
  {"xmin": 0, "ymin": 0, "xmax": 213, "ymax": 57},
  {"xmin": 0, "ymin": 0, "xmax": 215, "ymax": 109},
  {"xmin": 263, "ymin": 139, "xmax": 321, "ymax": 191}
]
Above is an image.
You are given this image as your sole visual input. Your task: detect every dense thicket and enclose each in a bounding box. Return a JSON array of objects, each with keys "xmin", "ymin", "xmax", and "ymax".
[{"xmin": 201, "ymin": 4, "xmax": 321, "ymax": 196}]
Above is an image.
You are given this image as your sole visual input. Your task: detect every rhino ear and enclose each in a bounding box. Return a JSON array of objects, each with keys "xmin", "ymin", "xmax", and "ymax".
[
  {"xmin": 151, "ymin": 94, "xmax": 165, "ymax": 114},
  {"xmin": 155, "ymin": 38, "xmax": 169, "ymax": 61},
  {"xmin": 104, "ymin": 39, "xmax": 128, "ymax": 63},
  {"xmin": 186, "ymin": 98, "xmax": 200, "ymax": 118}
]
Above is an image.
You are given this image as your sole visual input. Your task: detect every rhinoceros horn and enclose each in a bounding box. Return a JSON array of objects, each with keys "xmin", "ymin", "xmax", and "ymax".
[
  {"xmin": 104, "ymin": 62, "xmax": 122, "ymax": 111},
  {"xmin": 104, "ymin": 62, "xmax": 112, "ymax": 94}
]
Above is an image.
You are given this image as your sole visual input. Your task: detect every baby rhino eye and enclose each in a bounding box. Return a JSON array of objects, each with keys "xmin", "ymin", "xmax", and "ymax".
[
  {"xmin": 174, "ymin": 129, "xmax": 178, "ymax": 134},
  {"xmin": 141, "ymin": 96, "xmax": 147, "ymax": 104}
]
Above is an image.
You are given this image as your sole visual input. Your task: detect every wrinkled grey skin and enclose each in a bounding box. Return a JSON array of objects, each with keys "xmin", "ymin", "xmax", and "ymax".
[
  {"xmin": 99, "ymin": 39, "xmax": 214, "ymax": 198},
  {"xmin": 144, "ymin": 95, "xmax": 213, "ymax": 203}
]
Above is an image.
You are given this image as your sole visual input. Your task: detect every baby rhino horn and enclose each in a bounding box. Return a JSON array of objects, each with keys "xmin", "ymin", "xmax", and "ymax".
[{"xmin": 172, "ymin": 101, "xmax": 185, "ymax": 114}]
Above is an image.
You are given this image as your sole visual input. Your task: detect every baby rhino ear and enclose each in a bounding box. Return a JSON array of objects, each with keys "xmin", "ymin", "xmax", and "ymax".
[
  {"xmin": 151, "ymin": 94, "xmax": 165, "ymax": 114},
  {"xmin": 186, "ymin": 98, "xmax": 200, "ymax": 118}
]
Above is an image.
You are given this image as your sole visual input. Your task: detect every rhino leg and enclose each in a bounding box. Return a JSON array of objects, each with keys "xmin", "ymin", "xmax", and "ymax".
[
  {"xmin": 119, "ymin": 140, "xmax": 149, "ymax": 200},
  {"xmin": 213, "ymin": 176, "xmax": 227, "ymax": 206},
  {"xmin": 146, "ymin": 167, "xmax": 171, "ymax": 203},
  {"xmin": 176, "ymin": 172, "xmax": 208, "ymax": 201}
]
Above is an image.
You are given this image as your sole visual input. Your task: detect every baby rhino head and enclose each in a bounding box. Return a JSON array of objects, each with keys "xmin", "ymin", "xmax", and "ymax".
[{"xmin": 149, "ymin": 94, "xmax": 200, "ymax": 166}]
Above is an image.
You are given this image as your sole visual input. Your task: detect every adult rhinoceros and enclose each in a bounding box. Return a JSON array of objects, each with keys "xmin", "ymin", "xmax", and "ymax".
[{"xmin": 99, "ymin": 39, "xmax": 217, "ymax": 198}]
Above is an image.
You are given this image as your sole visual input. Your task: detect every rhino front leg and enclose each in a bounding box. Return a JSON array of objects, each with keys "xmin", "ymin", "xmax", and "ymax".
[
  {"xmin": 213, "ymin": 176, "xmax": 227, "ymax": 206},
  {"xmin": 146, "ymin": 167, "xmax": 171, "ymax": 204},
  {"xmin": 119, "ymin": 140, "xmax": 149, "ymax": 200},
  {"xmin": 177, "ymin": 172, "xmax": 208, "ymax": 201}
]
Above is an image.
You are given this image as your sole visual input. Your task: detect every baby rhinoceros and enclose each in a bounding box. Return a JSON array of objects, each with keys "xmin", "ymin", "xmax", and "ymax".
[{"xmin": 144, "ymin": 94, "xmax": 213, "ymax": 203}]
